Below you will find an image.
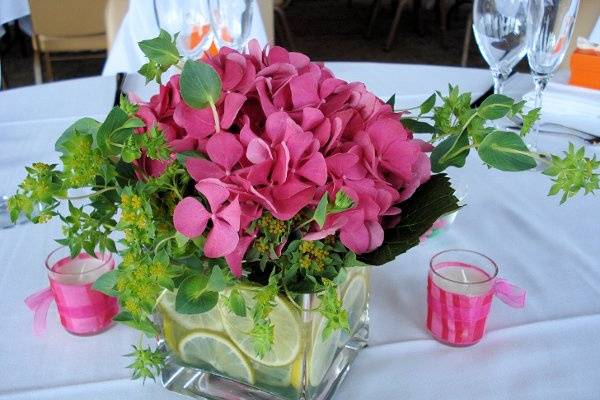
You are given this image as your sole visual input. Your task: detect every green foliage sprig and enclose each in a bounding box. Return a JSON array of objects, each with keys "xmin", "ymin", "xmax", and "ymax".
[{"xmin": 399, "ymin": 86, "xmax": 600, "ymax": 201}]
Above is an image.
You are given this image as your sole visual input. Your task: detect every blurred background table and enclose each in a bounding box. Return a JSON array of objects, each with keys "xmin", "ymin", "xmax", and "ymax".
[{"xmin": 1, "ymin": 62, "xmax": 599, "ymax": 399}]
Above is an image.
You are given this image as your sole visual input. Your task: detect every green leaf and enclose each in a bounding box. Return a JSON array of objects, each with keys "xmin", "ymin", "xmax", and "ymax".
[
  {"xmin": 477, "ymin": 94, "xmax": 513, "ymax": 120},
  {"xmin": 430, "ymin": 131, "xmax": 469, "ymax": 173},
  {"xmin": 114, "ymin": 312, "xmax": 158, "ymax": 337},
  {"xmin": 95, "ymin": 107, "xmax": 130, "ymax": 156},
  {"xmin": 400, "ymin": 118, "xmax": 436, "ymax": 133},
  {"xmin": 477, "ymin": 131, "xmax": 537, "ymax": 171},
  {"xmin": 206, "ymin": 265, "xmax": 230, "ymax": 292},
  {"xmin": 55, "ymin": 118, "xmax": 100, "ymax": 153},
  {"xmin": 175, "ymin": 275, "xmax": 218, "ymax": 314},
  {"xmin": 176, "ymin": 150, "xmax": 206, "ymax": 165},
  {"xmin": 312, "ymin": 192, "xmax": 329, "ymax": 228},
  {"xmin": 138, "ymin": 29, "xmax": 180, "ymax": 66},
  {"xmin": 358, "ymin": 174, "xmax": 460, "ymax": 265},
  {"xmin": 180, "ymin": 60, "xmax": 222, "ymax": 109},
  {"xmin": 92, "ymin": 270, "xmax": 119, "ymax": 296},
  {"xmin": 228, "ymin": 288, "xmax": 247, "ymax": 317},
  {"xmin": 385, "ymin": 94, "xmax": 395, "ymax": 108},
  {"xmin": 520, "ymin": 108, "xmax": 541, "ymax": 136},
  {"xmin": 175, "ymin": 232, "xmax": 189, "ymax": 248},
  {"xmin": 420, "ymin": 93, "xmax": 436, "ymax": 115}
]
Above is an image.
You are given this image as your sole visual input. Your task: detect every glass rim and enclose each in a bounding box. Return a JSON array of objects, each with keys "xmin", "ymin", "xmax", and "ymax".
[
  {"xmin": 429, "ymin": 249, "xmax": 498, "ymax": 285},
  {"xmin": 45, "ymin": 246, "xmax": 113, "ymax": 276}
]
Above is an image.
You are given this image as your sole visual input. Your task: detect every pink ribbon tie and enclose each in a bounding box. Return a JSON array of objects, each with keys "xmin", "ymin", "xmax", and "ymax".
[
  {"xmin": 24, "ymin": 287, "xmax": 54, "ymax": 335},
  {"xmin": 494, "ymin": 278, "xmax": 526, "ymax": 308}
]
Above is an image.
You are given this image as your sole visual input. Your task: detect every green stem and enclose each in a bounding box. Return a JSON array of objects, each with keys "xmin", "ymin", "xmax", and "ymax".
[
  {"xmin": 63, "ymin": 186, "xmax": 116, "ymax": 201},
  {"xmin": 490, "ymin": 145, "xmax": 551, "ymax": 164},
  {"xmin": 108, "ymin": 140, "xmax": 125, "ymax": 149},
  {"xmin": 441, "ymin": 143, "xmax": 477, "ymax": 163},
  {"xmin": 209, "ymin": 100, "xmax": 220, "ymax": 133},
  {"xmin": 154, "ymin": 234, "xmax": 177, "ymax": 253}
]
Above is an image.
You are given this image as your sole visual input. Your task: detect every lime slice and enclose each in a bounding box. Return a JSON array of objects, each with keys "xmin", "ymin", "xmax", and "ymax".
[
  {"xmin": 309, "ymin": 316, "xmax": 340, "ymax": 387},
  {"xmin": 219, "ymin": 287, "xmax": 301, "ymax": 367},
  {"xmin": 158, "ymin": 289, "xmax": 224, "ymax": 332},
  {"xmin": 178, "ymin": 331, "xmax": 255, "ymax": 384}
]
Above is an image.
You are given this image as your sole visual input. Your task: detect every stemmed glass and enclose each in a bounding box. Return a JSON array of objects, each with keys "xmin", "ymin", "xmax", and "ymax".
[
  {"xmin": 472, "ymin": 0, "xmax": 529, "ymax": 95},
  {"xmin": 526, "ymin": 0, "xmax": 580, "ymax": 139},
  {"xmin": 207, "ymin": 0, "xmax": 254, "ymax": 51},
  {"xmin": 153, "ymin": 0, "xmax": 214, "ymax": 59}
]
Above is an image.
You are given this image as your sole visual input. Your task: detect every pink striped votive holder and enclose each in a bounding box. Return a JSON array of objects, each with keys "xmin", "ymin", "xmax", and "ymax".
[
  {"xmin": 25, "ymin": 247, "xmax": 119, "ymax": 336},
  {"xmin": 427, "ymin": 249, "xmax": 525, "ymax": 346}
]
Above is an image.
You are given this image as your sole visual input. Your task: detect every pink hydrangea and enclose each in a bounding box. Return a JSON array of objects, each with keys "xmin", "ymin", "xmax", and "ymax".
[{"xmin": 134, "ymin": 40, "xmax": 431, "ymax": 275}]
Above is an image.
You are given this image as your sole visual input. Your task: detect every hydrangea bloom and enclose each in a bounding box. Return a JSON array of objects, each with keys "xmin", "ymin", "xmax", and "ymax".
[{"xmin": 134, "ymin": 40, "xmax": 431, "ymax": 275}]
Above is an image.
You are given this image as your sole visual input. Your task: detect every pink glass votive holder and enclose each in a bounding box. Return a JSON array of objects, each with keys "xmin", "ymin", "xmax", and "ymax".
[
  {"xmin": 427, "ymin": 249, "xmax": 525, "ymax": 346},
  {"xmin": 25, "ymin": 247, "xmax": 119, "ymax": 336}
]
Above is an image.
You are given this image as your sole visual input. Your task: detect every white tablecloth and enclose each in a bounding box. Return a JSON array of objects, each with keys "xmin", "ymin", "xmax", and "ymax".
[
  {"xmin": 1, "ymin": 63, "xmax": 600, "ymax": 400},
  {"xmin": 103, "ymin": 0, "xmax": 269, "ymax": 76},
  {"xmin": 0, "ymin": 0, "xmax": 29, "ymax": 38}
]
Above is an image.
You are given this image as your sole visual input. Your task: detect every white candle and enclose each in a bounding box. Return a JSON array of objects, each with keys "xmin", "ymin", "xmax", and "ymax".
[
  {"xmin": 51, "ymin": 257, "xmax": 112, "ymax": 285},
  {"xmin": 432, "ymin": 265, "xmax": 493, "ymax": 296}
]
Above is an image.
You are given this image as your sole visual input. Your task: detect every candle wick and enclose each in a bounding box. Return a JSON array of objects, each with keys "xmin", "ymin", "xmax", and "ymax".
[{"xmin": 460, "ymin": 268, "xmax": 469, "ymax": 283}]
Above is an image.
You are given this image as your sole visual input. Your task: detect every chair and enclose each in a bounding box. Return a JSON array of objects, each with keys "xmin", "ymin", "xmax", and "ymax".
[
  {"xmin": 105, "ymin": 0, "xmax": 129, "ymax": 51},
  {"xmin": 1, "ymin": 55, "xmax": 7, "ymax": 90},
  {"xmin": 28, "ymin": 0, "xmax": 108, "ymax": 84},
  {"xmin": 274, "ymin": 0, "xmax": 296, "ymax": 50}
]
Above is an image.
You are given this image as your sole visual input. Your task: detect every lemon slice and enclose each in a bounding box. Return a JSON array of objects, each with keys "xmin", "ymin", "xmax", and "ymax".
[
  {"xmin": 219, "ymin": 287, "xmax": 301, "ymax": 367},
  {"xmin": 158, "ymin": 289, "xmax": 224, "ymax": 332},
  {"xmin": 178, "ymin": 331, "xmax": 255, "ymax": 384},
  {"xmin": 308, "ymin": 316, "xmax": 341, "ymax": 387},
  {"xmin": 161, "ymin": 313, "xmax": 178, "ymax": 352}
]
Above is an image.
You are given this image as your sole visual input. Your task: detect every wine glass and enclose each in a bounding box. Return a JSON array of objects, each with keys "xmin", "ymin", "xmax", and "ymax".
[
  {"xmin": 472, "ymin": 0, "xmax": 529, "ymax": 95},
  {"xmin": 153, "ymin": 0, "xmax": 214, "ymax": 59},
  {"xmin": 526, "ymin": 0, "xmax": 580, "ymax": 138},
  {"xmin": 207, "ymin": 0, "xmax": 254, "ymax": 51}
]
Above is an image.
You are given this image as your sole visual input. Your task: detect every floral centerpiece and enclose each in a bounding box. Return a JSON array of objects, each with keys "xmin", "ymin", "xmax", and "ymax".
[{"xmin": 9, "ymin": 31, "xmax": 599, "ymax": 400}]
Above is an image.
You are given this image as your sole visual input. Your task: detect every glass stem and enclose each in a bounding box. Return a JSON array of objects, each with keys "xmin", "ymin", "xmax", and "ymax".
[
  {"xmin": 531, "ymin": 72, "xmax": 549, "ymax": 136},
  {"xmin": 491, "ymin": 69, "xmax": 506, "ymax": 95}
]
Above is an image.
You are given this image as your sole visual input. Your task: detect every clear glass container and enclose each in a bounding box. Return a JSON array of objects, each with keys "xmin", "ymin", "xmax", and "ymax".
[{"xmin": 156, "ymin": 266, "xmax": 370, "ymax": 400}]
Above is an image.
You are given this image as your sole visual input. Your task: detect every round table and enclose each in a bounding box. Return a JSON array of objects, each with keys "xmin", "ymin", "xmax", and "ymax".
[{"xmin": 1, "ymin": 63, "xmax": 599, "ymax": 400}]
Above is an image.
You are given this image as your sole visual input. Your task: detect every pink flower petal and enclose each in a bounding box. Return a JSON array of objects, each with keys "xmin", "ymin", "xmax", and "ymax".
[
  {"xmin": 173, "ymin": 197, "xmax": 210, "ymax": 238},
  {"xmin": 271, "ymin": 142, "xmax": 290, "ymax": 185},
  {"xmin": 225, "ymin": 233, "xmax": 256, "ymax": 277},
  {"xmin": 204, "ymin": 218, "xmax": 239, "ymax": 258},
  {"xmin": 186, "ymin": 158, "xmax": 225, "ymax": 181},
  {"xmin": 195, "ymin": 178, "xmax": 231, "ymax": 211},
  {"xmin": 218, "ymin": 196, "xmax": 241, "ymax": 231},
  {"xmin": 296, "ymin": 151, "xmax": 327, "ymax": 185},
  {"xmin": 304, "ymin": 214, "xmax": 348, "ymax": 240},
  {"xmin": 264, "ymin": 111, "xmax": 290, "ymax": 144},
  {"xmin": 246, "ymin": 138, "xmax": 273, "ymax": 164},
  {"xmin": 206, "ymin": 132, "xmax": 244, "ymax": 173},
  {"xmin": 289, "ymin": 73, "xmax": 320, "ymax": 108},
  {"xmin": 285, "ymin": 131, "xmax": 313, "ymax": 164},
  {"xmin": 173, "ymin": 102, "xmax": 215, "ymax": 139},
  {"xmin": 221, "ymin": 92, "xmax": 246, "ymax": 129}
]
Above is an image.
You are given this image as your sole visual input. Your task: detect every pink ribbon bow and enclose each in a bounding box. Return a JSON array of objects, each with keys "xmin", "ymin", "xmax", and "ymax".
[
  {"xmin": 493, "ymin": 278, "xmax": 526, "ymax": 308},
  {"xmin": 24, "ymin": 288, "xmax": 55, "ymax": 335}
]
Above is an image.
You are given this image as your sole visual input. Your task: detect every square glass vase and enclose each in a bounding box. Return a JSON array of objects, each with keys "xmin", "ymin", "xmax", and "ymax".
[{"xmin": 155, "ymin": 267, "xmax": 370, "ymax": 400}]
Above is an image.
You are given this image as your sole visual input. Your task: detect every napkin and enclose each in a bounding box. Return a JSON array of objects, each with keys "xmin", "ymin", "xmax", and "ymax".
[{"xmin": 523, "ymin": 82, "xmax": 600, "ymax": 138}]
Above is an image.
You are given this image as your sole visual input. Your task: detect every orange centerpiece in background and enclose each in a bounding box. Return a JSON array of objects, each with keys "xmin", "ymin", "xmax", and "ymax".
[{"xmin": 570, "ymin": 48, "xmax": 600, "ymax": 90}]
